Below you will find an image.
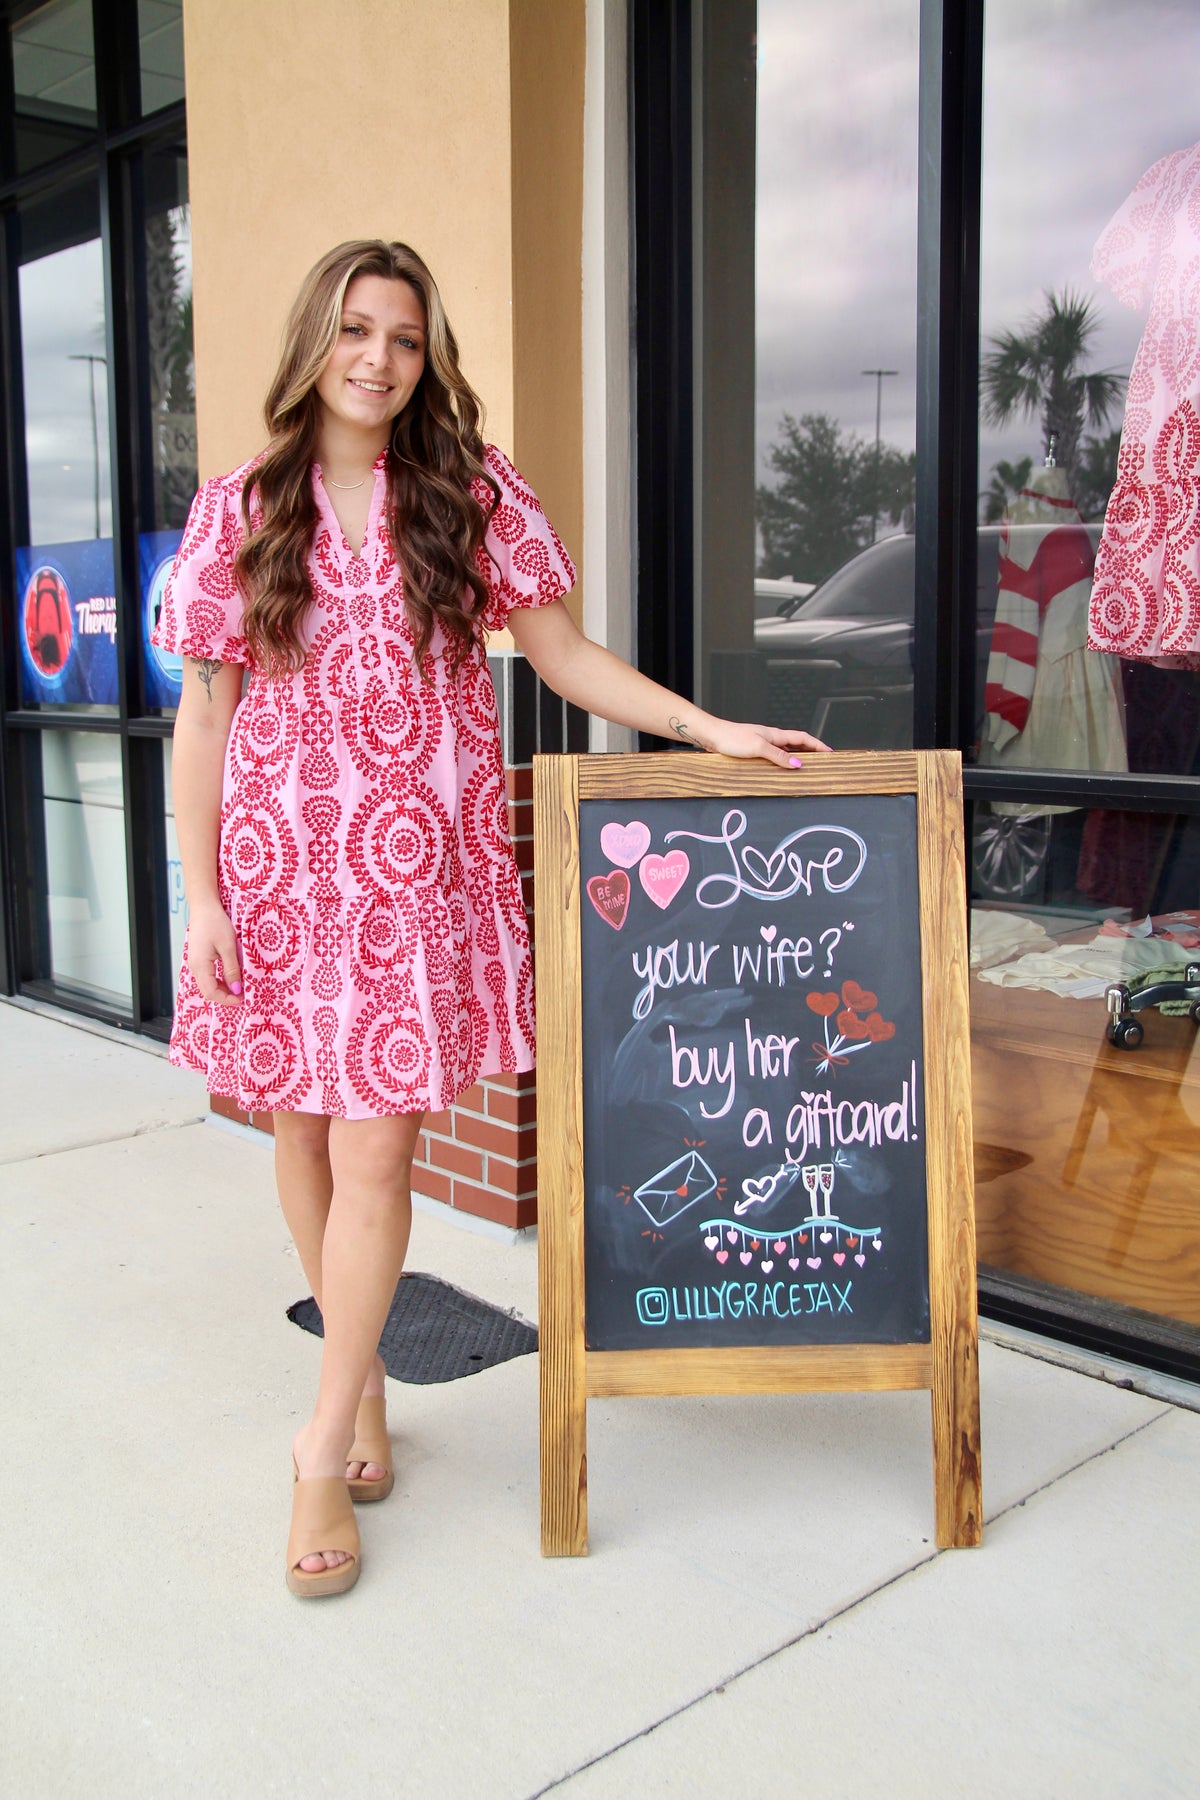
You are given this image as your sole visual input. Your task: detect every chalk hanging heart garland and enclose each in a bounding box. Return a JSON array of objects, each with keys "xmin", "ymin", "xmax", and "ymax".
[{"xmin": 696, "ymin": 1214, "xmax": 884, "ymax": 1273}]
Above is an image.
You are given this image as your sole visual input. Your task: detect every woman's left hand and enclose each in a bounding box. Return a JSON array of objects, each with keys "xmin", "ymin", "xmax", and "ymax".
[{"xmin": 703, "ymin": 719, "xmax": 831, "ymax": 766}]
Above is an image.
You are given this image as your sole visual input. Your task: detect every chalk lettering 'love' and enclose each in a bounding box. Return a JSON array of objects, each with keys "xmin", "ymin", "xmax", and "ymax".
[{"xmin": 665, "ymin": 810, "xmax": 867, "ymax": 908}]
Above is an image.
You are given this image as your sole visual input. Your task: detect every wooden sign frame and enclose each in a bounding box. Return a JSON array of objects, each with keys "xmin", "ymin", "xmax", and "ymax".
[{"xmin": 534, "ymin": 750, "xmax": 981, "ymax": 1555}]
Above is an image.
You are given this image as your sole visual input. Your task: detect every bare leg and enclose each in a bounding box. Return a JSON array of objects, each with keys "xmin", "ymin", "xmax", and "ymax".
[
  {"xmin": 273, "ymin": 1110, "xmax": 333, "ymax": 1300},
  {"xmin": 273, "ymin": 1109, "xmax": 387, "ymax": 1480},
  {"xmin": 292, "ymin": 1111, "xmax": 423, "ymax": 1572}
]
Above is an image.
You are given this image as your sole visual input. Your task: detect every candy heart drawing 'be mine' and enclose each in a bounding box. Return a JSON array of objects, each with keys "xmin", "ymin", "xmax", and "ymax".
[{"xmin": 586, "ymin": 869, "xmax": 631, "ymax": 931}]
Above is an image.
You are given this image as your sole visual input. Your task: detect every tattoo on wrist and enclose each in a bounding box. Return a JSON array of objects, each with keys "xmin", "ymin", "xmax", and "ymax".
[
  {"xmin": 669, "ymin": 714, "xmax": 709, "ymax": 751},
  {"xmin": 196, "ymin": 659, "xmax": 223, "ymax": 702}
]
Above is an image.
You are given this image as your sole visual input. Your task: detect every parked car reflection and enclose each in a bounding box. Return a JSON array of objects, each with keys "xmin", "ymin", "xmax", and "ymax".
[
  {"xmin": 753, "ymin": 524, "xmax": 1102, "ymax": 750},
  {"xmin": 754, "ymin": 575, "xmax": 814, "ymax": 621}
]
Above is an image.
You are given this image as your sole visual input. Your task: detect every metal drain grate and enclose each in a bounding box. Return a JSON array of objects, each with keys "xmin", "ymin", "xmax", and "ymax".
[{"xmin": 287, "ymin": 1271, "xmax": 538, "ymax": 1384}]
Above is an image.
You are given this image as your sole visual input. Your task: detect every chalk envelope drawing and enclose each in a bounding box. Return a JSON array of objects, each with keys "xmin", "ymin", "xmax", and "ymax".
[{"xmin": 634, "ymin": 1150, "xmax": 718, "ymax": 1227}]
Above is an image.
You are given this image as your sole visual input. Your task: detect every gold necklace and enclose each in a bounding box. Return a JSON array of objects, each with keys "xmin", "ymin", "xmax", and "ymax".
[{"xmin": 324, "ymin": 472, "xmax": 368, "ymax": 490}]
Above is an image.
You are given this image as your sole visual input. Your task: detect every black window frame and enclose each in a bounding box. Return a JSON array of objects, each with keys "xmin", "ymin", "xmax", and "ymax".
[{"xmin": 0, "ymin": 0, "xmax": 188, "ymax": 1033}]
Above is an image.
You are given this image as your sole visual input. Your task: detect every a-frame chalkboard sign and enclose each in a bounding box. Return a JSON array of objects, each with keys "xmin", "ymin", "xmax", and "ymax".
[{"xmin": 534, "ymin": 751, "xmax": 981, "ymax": 1555}]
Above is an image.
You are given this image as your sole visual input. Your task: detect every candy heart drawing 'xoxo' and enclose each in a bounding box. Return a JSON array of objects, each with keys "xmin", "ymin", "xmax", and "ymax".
[{"xmin": 599, "ymin": 820, "xmax": 652, "ymax": 868}]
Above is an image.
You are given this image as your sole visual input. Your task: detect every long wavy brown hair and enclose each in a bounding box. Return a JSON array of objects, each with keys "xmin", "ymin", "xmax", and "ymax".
[{"xmin": 235, "ymin": 240, "xmax": 499, "ymax": 676}]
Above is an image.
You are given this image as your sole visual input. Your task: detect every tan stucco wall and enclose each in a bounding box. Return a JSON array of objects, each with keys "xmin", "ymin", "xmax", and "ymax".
[
  {"xmin": 510, "ymin": 0, "xmax": 585, "ymax": 583},
  {"xmin": 183, "ymin": 0, "xmax": 515, "ymax": 475},
  {"xmin": 182, "ymin": 0, "xmax": 583, "ymax": 610}
]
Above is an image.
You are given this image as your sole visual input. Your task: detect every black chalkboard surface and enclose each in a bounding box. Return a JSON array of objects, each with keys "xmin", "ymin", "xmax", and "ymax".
[{"xmin": 579, "ymin": 794, "xmax": 929, "ymax": 1350}]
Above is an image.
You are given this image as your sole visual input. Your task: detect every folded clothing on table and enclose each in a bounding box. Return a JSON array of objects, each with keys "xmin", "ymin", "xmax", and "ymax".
[{"xmin": 975, "ymin": 932, "xmax": 1196, "ymax": 1000}]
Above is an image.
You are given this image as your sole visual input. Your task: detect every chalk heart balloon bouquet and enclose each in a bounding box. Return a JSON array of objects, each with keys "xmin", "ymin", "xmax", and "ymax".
[{"xmin": 807, "ymin": 979, "xmax": 894, "ymax": 1075}]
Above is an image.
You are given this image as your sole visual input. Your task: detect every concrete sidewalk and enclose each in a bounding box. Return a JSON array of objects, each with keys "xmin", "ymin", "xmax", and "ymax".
[{"xmin": 2, "ymin": 999, "xmax": 1197, "ymax": 1800}]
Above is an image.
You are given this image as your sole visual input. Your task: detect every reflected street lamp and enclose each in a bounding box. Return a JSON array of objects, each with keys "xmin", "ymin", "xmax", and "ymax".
[
  {"xmin": 69, "ymin": 352, "xmax": 107, "ymax": 538},
  {"xmin": 862, "ymin": 367, "xmax": 898, "ymax": 543}
]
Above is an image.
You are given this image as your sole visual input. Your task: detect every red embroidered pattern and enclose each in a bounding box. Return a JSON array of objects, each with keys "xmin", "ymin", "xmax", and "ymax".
[{"xmin": 152, "ymin": 445, "xmax": 575, "ymax": 1117}]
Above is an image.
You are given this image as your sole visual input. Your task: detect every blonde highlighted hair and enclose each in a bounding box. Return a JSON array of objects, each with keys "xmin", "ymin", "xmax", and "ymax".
[{"xmin": 235, "ymin": 240, "xmax": 499, "ymax": 675}]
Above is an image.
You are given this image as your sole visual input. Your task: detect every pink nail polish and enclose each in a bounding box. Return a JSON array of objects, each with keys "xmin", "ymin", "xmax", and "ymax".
[
  {"xmin": 788, "ymin": 756, "xmax": 803, "ymax": 769},
  {"xmin": 230, "ymin": 980, "xmax": 243, "ymax": 995}
]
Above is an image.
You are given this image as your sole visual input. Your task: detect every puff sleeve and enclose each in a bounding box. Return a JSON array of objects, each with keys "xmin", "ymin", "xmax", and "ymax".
[
  {"xmin": 151, "ymin": 476, "xmax": 251, "ymax": 666},
  {"xmin": 475, "ymin": 445, "xmax": 577, "ymax": 632}
]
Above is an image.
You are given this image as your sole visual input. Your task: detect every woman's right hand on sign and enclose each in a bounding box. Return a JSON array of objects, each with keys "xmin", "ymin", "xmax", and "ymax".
[
  {"xmin": 186, "ymin": 900, "xmax": 243, "ymax": 1003},
  {"xmin": 507, "ymin": 600, "xmax": 831, "ymax": 763}
]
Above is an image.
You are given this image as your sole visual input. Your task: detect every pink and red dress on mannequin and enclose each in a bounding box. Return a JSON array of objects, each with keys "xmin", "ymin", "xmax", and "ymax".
[
  {"xmin": 982, "ymin": 466, "xmax": 1126, "ymax": 786},
  {"xmin": 1088, "ymin": 142, "xmax": 1200, "ymax": 669}
]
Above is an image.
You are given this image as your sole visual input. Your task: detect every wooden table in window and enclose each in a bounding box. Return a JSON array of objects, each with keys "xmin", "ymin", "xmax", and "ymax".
[{"xmin": 970, "ymin": 966, "xmax": 1200, "ymax": 1329}]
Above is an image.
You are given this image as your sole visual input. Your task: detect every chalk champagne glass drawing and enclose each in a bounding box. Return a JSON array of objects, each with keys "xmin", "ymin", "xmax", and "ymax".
[
  {"xmin": 802, "ymin": 1163, "xmax": 819, "ymax": 1216},
  {"xmin": 818, "ymin": 1163, "xmax": 836, "ymax": 1219}
]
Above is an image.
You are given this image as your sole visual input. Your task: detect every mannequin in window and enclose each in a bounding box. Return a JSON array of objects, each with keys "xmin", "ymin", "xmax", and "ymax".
[{"xmin": 1088, "ymin": 142, "xmax": 1200, "ymax": 670}]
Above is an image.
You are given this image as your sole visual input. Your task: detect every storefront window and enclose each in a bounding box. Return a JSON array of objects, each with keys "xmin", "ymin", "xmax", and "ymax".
[
  {"xmin": 975, "ymin": 0, "xmax": 1200, "ymax": 781},
  {"xmin": 16, "ymin": 178, "xmax": 118, "ymax": 712},
  {"xmin": 1, "ymin": 6, "xmax": 192, "ymax": 1021},
  {"xmin": 972, "ymin": 0, "xmax": 1200, "ymax": 1352},
  {"xmin": 8, "ymin": 0, "xmax": 96, "ymax": 175},
  {"xmin": 702, "ymin": 0, "xmax": 920, "ymax": 747},
  {"xmin": 632, "ymin": 0, "xmax": 1200, "ymax": 1367},
  {"xmin": 40, "ymin": 731, "xmax": 132, "ymax": 1010},
  {"xmin": 138, "ymin": 0, "xmax": 184, "ymax": 114}
]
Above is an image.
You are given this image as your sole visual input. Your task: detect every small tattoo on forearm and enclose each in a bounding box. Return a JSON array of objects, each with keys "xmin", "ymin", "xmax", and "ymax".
[
  {"xmin": 669, "ymin": 715, "xmax": 709, "ymax": 751},
  {"xmin": 196, "ymin": 659, "xmax": 223, "ymax": 702}
]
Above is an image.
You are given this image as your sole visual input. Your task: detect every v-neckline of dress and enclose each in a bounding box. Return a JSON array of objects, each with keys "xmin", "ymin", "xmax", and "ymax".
[{"xmin": 312, "ymin": 452, "xmax": 388, "ymax": 566}]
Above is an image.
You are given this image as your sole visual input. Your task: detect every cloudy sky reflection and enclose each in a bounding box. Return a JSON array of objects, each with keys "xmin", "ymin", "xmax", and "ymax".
[
  {"xmin": 19, "ymin": 204, "xmax": 192, "ymax": 550},
  {"xmin": 21, "ymin": 237, "xmax": 111, "ymax": 547},
  {"xmin": 755, "ymin": 0, "xmax": 1200, "ymax": 513}
]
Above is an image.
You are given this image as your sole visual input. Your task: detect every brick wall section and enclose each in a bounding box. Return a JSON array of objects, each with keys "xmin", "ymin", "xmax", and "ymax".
[{"xmin": 210, "ymin": 765, "xmax": 540, "ymax": 1231}]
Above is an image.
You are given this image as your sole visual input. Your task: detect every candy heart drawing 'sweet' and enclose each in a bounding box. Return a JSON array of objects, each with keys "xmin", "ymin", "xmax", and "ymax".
[{"xmin": 639, "ymin": 849, "xmax": 691, "ymax": 910}]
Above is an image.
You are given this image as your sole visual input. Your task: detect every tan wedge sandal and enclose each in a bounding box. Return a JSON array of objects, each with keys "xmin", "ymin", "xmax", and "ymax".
[
  {"xmin": 346, "ymin": 1395, "xmax": 395, "ymax": 1503},
  {"xmin": 286, "ymin": 1464, "xmax": 361, "ymax": 1597}
]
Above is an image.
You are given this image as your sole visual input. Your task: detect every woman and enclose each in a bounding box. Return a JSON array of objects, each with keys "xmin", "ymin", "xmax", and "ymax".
[{"xmin": 157, "ymin": 239, "xmax": 826, "ymax": 1596}]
